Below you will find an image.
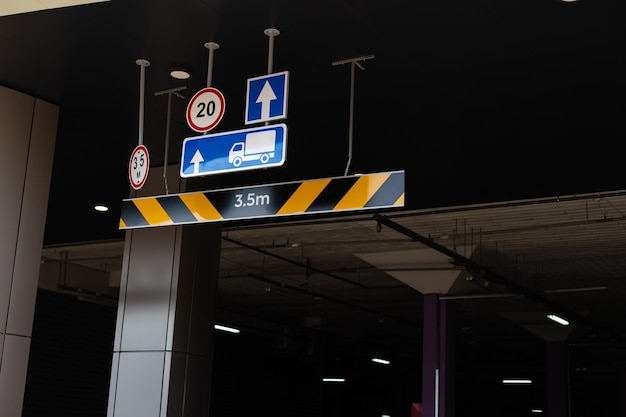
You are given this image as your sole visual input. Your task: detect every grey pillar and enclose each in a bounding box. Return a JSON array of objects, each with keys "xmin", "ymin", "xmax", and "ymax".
[
  {"xmin": 0, "ymin": 85, "xmax": 58, "ymax": 416},
  {"xmin": 107, "ymin": 166, "xmax": 221, "ymax": 417},
  {"xmin": 421, "ymin": 293, "xmax": 456, "ymax": 417}
]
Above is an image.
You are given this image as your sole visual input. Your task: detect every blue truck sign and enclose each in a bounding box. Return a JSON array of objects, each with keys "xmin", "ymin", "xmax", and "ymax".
[{"xmin": 180, "ymin": 124, "xmax": 287, "ymax": 178}]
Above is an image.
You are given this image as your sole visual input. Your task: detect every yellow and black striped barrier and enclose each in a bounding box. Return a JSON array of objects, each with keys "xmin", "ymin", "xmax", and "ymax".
[{"xmin": 119, "ymin": 170, "xmax": 404, "ymax": 229}]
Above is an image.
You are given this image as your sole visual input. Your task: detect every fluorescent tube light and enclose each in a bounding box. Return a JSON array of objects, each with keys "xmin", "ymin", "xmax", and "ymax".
[
  {"xmin": 94, "ymin": 204, "xmax": 109, "ymax": 212},
  {"xmin": 502, "ymin": 378, "xmax": 532, "ymax": 385},
  {"xmin": 214, "ymin": 324, "xmax": 240, "ymax": 334},
  {"xmin": 371, "ymin": 357, "xmax": 390, "ymax": 365},
  {"xmin": 531, "ymin": 409, "xmax": 543, "ymax": 414},
  {"xmin": 547, "ymin": 314, "xmax": 570, "ymax": 326},
  {"xmin": 322, "ymin": 377, "xmax": 346, "ymax": 383}
]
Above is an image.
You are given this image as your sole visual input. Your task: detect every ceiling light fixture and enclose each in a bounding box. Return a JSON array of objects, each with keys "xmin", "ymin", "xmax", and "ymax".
[
  {"xmin": 170, "ymin": 67, "xmax": 191, "ymax": 80},
  {"xmin": 371, "ymin": 357, "xmax": 391, "ymax": 365},
  {"xmin": 547, "ymin": 314, "xmax": 570, "ymax": 326},
  {"xmin": 94, "ymin": 204, "xmax": 109, "ymax": 212},
  {"xmin": 322, "ymin": 377, "xmax": 346, "ymax": 383},
  {"xmin": 543, "ymin": 286, "xmax": 607, "ymax": 293},
  {"xmin": 502, "ymin": 378, "xmax": 532, "ymax": 385},
  {"xmin": 214, "ymin": 324, "xmax": 240, "ymax": 334}
]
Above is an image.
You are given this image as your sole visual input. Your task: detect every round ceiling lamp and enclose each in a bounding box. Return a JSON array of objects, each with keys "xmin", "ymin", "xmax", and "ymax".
[{"xmin": 170, "ymin": 67, "xmax": 191, "ymax": 80}]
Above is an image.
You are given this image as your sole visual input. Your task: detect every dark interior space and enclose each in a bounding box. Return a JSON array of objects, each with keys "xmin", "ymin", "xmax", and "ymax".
[
  {"xmin": 23, "ymin": 288, "xmax": 622, "ymax": 416},
  {"xmin": 2, "ymin": 0, "xmax": 625, "ymax": 415}
]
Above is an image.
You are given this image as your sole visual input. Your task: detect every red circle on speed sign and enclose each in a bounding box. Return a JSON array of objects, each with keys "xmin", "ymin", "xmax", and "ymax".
[{"xmin": 186, "ymin": 87, "xmax": 225, "ymax": 133}]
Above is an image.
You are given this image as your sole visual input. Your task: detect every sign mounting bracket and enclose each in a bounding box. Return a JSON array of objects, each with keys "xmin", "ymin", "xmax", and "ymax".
[{"xmin": 332, "ymin": 54, "xmax": 375, "ymax": 176}]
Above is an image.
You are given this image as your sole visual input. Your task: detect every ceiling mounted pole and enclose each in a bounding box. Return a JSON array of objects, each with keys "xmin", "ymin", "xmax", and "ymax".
[
  {"xmin": 264, "ymin": 28, "xmax": 280, "ymax": 74},
  {"xmin": 204, "ymin": 41, "xmax": 220, "ymax": 87},
  {"xmin": 155, "ymin": 86, "xmax": 187, "ymax": 194},
  {"xmin": 135, "ymin": 58, "xmax": 150, "ymax": 145},
  {"xmin": 332, "ymin": 54, "xmax": 375, "ymax": 176}
]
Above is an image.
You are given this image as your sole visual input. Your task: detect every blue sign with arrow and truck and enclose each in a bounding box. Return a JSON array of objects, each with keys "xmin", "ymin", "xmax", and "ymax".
[
  {"xmin": 245, "ymin": 71, "xmax": 289, "ymax": 124},
  {"xmin": 180, "ymin": 124, "xmax": 287, "ymax": 178}
]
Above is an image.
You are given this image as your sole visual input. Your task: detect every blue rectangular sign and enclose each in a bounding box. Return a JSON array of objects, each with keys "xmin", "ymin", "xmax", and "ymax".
[
  {"xmin": 245, "ymin": 71, "xmax": 289, "ymax": 124},
  {"xmin": 180, "ymin": 124, "xmax": 287, "ymax": 178}
]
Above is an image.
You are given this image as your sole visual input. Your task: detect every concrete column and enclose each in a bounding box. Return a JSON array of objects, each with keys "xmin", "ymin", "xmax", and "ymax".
[
  {"xmin": 0, "ymin": 85, "xmax": 59, "ymax": 416},
  {"xmin": 421, "ymin": 293, "xmax": 456, "ymax": 417},
  {"xmin": 107, "ymin": 166, "xmax": 221, "ymax": 417}
]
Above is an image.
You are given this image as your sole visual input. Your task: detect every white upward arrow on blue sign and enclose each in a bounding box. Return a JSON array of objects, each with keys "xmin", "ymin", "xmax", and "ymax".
[{"xmin": 245, "ymin": 71, "xmax": 289, "ymax": 125}]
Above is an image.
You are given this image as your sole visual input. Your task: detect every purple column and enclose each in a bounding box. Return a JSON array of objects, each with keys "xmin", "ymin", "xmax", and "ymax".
[
  {"xmin": 547, "ymin": 341, "xmax": 569, "ymax": 417},
  {"xmin": 421, "ymin": 294, "xmax": 456, "ymax": 417},
  {"xmin": 439, "ymin": 299, "xmax": 456, "ymax": 417},
  {"xmin": 621, "ymin": 369, "xmax": 626, "ymax": 417}
]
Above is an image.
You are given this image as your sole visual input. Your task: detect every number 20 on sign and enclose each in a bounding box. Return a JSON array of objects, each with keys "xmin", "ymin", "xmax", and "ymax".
[{"xmin": 186, "ymin": 87, "xmax": 226, "ymax": 133}]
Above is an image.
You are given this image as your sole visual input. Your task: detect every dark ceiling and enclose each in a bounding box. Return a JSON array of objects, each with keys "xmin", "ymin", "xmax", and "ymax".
[
  {"xmin": 3, "ymin": 1, "xmax": 626, "ymax": 415},
  {"xmin": 0, "ymin": 0, "xmax": 625, "ymax": 245}
]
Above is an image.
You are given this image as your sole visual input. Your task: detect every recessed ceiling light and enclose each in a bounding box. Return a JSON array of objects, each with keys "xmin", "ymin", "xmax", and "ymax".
[
  {"xmin": 170, "ymin": 67, "xmax": 191, "ymax": 80},
  {"xmin": 94, "ymin": 204, "xmax": 109, "ymax": 212}
]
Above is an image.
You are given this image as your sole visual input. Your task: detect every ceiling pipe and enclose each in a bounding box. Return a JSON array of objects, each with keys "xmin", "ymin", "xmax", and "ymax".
[
  {"xmin": 221, "ymin": 235, "xmax": 369, "ymax": 288},
  {"xmin": 247, "ymin": 272, "xmax": 419, "ymax": 328}
]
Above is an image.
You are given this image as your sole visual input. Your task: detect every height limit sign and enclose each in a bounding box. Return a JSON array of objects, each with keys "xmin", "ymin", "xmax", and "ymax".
[
  {"xmin": 129, "ymin": 144, "xmax": 149, "ymax": 190},
  {"xmin": 186, "ymin": 87, "xmax": 226, "ymax": 133}
]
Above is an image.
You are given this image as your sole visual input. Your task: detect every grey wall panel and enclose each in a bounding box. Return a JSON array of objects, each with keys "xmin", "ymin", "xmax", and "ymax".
[
  {"xmin": 119, "ymin": 226, "xmax": 179, "ymax": 351},
  {"xmin": 0, "ymin": 335, "xmax": 31, "ymax": 416},
  {"xmin": 8, "ymin": 98, "xmax": 58, "ymax": 336},
  {"xmin": 113, "ymin": 351, "xmax": 166, "ymax": 417},
  {"xmin": 168, "ymin": 350, "xmax": 212, "ymax": 416},
  {"xmin": 0, "ymin": 85, "xmax": 58, "ymax": 417},
  {"xmin": 107, "ymin": 352, "xmax": 120, "ymax": 417},
  {"xmin": 0, "ymin": 85, "xmax": 34, "ymax": 333},
  {"xmin": 173, "ymin": 224, "xmax": 220, "ymax": 356}
]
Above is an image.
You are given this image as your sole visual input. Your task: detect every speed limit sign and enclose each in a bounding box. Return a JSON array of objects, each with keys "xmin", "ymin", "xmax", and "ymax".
[
  {"xmin": 129, "ymin": 144, "xmax": 150, "ymax": 190},
  {"xmin": 186, "ymin": 87, "xmax": 225, "ymax": 132}
]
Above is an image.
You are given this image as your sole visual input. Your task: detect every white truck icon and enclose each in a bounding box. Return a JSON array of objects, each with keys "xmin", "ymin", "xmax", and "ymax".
[{"xmin": 228, "ymin": 130, "xmax": 276, "ymax": 167}]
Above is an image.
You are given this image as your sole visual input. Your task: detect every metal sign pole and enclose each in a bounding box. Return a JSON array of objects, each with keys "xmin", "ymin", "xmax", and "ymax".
[
  {"xmin": 331, "ymin": 54, "xmax": 375, "ymax": 176},
  {"xmin": 204, "ymin": 41, "xmax": 220, "ymax": 88},
  {"xmin": 135, "ymin": 59, "xmax": 150, "ymax": 145},
  {"xmin": 264, "ymin": 28, "xmax": 280, "ymax": 75},
  {"xmin": 263, "ymin": 28, "xmax": 280, "ymax": 127},
  {"xmin": 155, "ymin": 86, "xmax": 187, "ymax": 194}
]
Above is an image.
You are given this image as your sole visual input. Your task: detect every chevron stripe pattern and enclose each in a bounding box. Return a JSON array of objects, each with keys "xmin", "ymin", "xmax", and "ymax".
[{"xmin": 119, "ymin": 170, "xmax": 405, "ymax": 229}]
